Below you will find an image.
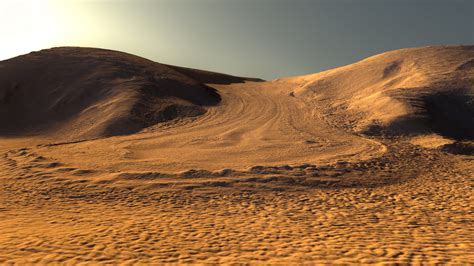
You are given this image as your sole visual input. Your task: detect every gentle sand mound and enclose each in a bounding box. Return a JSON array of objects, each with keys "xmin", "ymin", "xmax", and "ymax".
[
  {"xmin": 0, "ymin": 47, "xmax": 255, "ymax": 139},
  {"xmin": 280, "ymin": 45, "xmax": 474, "ymax": 142}
]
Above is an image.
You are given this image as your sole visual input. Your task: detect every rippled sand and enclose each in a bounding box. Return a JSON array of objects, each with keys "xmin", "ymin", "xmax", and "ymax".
[
  {"xmin": 1, "ymin": 46, "xmax": 473, "ymax": 264},
  {"xmin": 0, "ymin": 144, "xmax": 473, "ymax": 264}
]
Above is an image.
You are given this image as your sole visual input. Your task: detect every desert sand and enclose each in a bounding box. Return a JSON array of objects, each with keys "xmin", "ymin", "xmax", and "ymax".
[{"xmin": 0, "ymin": 46, "xmax": 473, "ymax": 264}]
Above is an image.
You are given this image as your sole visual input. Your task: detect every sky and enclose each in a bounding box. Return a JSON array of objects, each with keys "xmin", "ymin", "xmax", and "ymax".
[{"xmin": 0, "ymin": 0, "xmax": 473, "ymax": 80}]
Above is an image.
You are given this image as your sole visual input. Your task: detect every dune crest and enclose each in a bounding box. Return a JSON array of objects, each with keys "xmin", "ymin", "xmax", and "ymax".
[
  {"xmin": 0, "ymin": 47, "xmax": 256, "ymax": 139},
  {"xmin": 280, "ymin": 45, "xmax": 474, "ymax": 141}
]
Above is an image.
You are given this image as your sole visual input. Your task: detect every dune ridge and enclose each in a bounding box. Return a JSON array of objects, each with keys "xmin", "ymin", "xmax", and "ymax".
[
  {"xmin": 280, "ymin": 45, "xmax": 474, "ymax": 141},
  {"xmin": 0, "ymin": 47, "xmax": 257, "ymax": 139}
]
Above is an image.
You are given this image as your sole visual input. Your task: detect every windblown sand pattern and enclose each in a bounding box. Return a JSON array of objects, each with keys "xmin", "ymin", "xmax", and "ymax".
[{"xmin": 0, "ymin": 46, "xmax": 473, "ymax": 264}]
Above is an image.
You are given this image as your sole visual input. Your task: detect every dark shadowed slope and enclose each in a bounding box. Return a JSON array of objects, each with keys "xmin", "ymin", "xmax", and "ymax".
[{"xmin": 0, "ymin": 47, "xmax": 254, "ymax": 139}]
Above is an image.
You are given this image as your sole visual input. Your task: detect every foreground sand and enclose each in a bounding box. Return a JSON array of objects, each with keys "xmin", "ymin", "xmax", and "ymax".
[{"xmin": 0, "ymin": 142, "xmax": 473, "ymax": 264}]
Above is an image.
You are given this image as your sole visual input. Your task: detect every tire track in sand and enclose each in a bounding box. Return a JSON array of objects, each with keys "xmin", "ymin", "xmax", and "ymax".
[{"xmin": 31, "ymin": 81, "xmax": 386, "ymax": 175}]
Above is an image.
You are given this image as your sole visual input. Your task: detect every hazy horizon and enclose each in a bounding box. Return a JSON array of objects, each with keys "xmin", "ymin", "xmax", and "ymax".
[{"xmin": 1, "ymin": 0, "xmax": 473, "ymax": 79}]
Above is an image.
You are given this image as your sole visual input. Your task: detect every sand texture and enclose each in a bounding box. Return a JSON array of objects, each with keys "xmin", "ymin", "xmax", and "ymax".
[{"xmin": 0, "ymin": 45, "xmax": 473, "ymax": 264}]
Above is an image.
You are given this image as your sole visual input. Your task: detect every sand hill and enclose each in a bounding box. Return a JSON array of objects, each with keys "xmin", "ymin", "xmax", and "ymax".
[
  {"xmin": 0, "ymin": 47, "xmax": 257, "ymax": 139},
  {"xmin": 280, "ymin": 46, "xmax": 474, "ymax": 141},
  {"xmin": 0, "ymin": 45, "xmax": 473, "ymax": 264},
  {"xmin": 1, "ymin": 46, "xmax": 472, "ymax": 144}
]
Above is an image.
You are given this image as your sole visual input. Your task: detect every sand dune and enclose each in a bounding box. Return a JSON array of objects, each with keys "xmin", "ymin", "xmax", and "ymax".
[
  {"xmin": 0, "ymin": 46, "xmax": 473, "ymax": 264},
  {"xmin": 0, "ymin": 47, "xmax": 254, "ymax": 139},
  {"xmin": 280, "ymin": 46, "xmax": 474, "ymax": 142}
]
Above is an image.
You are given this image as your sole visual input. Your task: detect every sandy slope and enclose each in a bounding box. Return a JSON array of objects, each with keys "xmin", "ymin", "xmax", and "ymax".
[
  {"xmin": 0, "ymin": 47, "xmax": 242, "ymax": 139},
  {"xmin": 30, "ymin": 80, "xmax": 384, "ymax": 175},
  {"xmin": 0, "ymin": 46, "xmax": 473, "ymax": 264},
  {"xmin": 280, "ymin": 46, "xmax": 474, "ymax": 139}
]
